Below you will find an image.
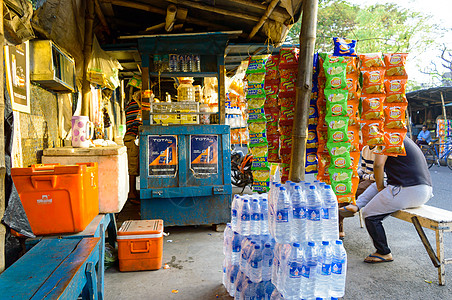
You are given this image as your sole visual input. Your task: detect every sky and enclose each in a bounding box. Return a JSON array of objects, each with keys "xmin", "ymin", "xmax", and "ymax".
[{"xmin": 354, "ymin": 0, "xmax": 452, "ymax": 86}]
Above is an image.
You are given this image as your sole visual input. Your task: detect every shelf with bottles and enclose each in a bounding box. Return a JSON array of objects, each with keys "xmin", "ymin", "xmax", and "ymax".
[{"xmin": 150, "ymin": 54, "xmax": 218, "ymax": 76}]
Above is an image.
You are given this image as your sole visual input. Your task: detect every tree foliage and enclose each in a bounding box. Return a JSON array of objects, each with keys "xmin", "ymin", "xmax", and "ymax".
[{"xmin": 287, "ymin": 0, "xmax": 438, "ymax": 55}]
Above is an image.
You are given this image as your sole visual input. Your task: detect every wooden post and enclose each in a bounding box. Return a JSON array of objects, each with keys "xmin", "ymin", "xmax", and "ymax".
[
  {"xmin": 440, "ymin": 91, "xmax": 447, "ymax": 123},
  {"xmin": 0, "ymin": 0, "xmax": 6, "ymax": 273},
  {"xmin": 407, "ymin": 104, "xmax": 413, "ymax": 139},
  {"xmin": 81, "ymin": 0, "xmax": 95, "ymax": 116},
  {"xmin": 289, "ymin": 0, "xmax": 318, "ymax": 182}
]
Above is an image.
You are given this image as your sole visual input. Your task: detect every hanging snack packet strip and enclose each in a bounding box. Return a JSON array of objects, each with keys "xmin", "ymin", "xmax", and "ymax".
[
  {"xmin": 382, "ymin": 129, "xmax": 407, "ymax": 156},
  {"xmin": 359, "ymin": 53, "xmax": 385, "ymax": 69},
  {"xmin": 279, "ymin": 47, "xmax": 299, "ymax": 69},
  {"xmin": 384, "ymin": 53, "xmax": 408, "ymax": 77},
  {"xmin": 306, "ymin": 148, "xmax": 318, "ymax": 174},
  {"xmin": 265, "ymin": 54, "xmax": 280, "ymax": 82},
  {"xmin": 361, "ymin": 68, "xmax": 386, "ymax": 94},
  {"xmin": 383, "ymin": 103, "xmax": 407, "ymax": 129},
  {"xmin": 361, "ymin": 119, "xmax": 384, "ymax": 146},
  {"xmin": 361, "ymin": 94, "xmax": 385, "ymax": 120},
  {"xmin": 322, "ymin": 54, "xmax": 347, "ymax": 90}
]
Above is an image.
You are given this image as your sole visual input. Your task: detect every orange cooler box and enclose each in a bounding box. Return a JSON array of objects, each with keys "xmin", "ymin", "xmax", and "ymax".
[
  {"xmin": 11, "ymin": 163, "xmax": 99, "ymax": 235},
  {"xmin": 118, "ymin": 219, "xmax": 164, "ymax": 272}
]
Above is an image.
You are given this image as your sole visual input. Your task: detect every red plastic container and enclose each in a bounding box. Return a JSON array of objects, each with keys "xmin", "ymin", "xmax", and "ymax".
[
  {"xmin": 11, "ymin": 163, "xmax": 99, "ymax": 235},
  {"xmin": 117, "ymin": 219, "xmax": 164, "ymax": 272}
]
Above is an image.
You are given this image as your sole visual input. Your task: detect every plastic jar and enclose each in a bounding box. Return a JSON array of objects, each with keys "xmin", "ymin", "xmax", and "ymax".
[{"xmin": 177, "ymin": 78, "xmax": 195, "ymax": 101}]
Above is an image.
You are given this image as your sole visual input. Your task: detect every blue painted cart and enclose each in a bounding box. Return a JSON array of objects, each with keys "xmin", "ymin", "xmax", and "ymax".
[{"xmin": 137, "ymin": 33, "xmax": 234, "ymax": 226}]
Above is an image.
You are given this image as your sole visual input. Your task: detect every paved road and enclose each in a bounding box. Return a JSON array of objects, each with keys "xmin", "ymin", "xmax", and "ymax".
[{"xmin": 105, "ymin": 167, "xmax": 452, "ymax": 299}]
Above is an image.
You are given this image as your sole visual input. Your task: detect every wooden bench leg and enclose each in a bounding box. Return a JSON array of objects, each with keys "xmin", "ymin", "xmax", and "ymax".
[
  {"xmin": 98, "ymin": 224, "xmax": 105, "ymax": 300},
  {"xmin": 83, "ymin": 262, "xmax": 98, "ymax": 300},
  {"xmin": 411, "ymin": 217, "xmax": 440, "ymax": 268},
  {"xmin": 436, "ymin": 230, "xmax": 446, "ymax": 285}
]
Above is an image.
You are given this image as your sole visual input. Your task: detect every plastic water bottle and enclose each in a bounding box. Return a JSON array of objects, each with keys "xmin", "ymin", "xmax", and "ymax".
[
  {"xmin": 264, "ymin": 280, "xmax": 275, "ymax": 299},
  {"xmin": 315, "ymin": 241, "xmax": 333, "ymax": 299},
  {"xmin": 269, "ymin": 183, "xmax": 281, "ymax": 237},
  {"xmin": 249, "ymin": 244, "xmax": 263, "ymax": 283},
  {"xmin": 240, "ymin": 199, "xmax": 251, "ymax": 236},
  {"xmin": 224, "ymin": 223, "xmax": 232, "ymax": 256},
  {"xmin": 231, "ymin": 232, "xmax": 242, "ymax": 265},
  {"xmin": 330, "ymin": 240, "xmax": 347, "ymax": 298},
  {"xmin": 288, "ymin": 182, "xmax": 297, "ymax": 198},
  {"xmin": 232, "ymin": 195, "xmax": 241, "ymax": 232},
  {"xmin": 291, "ymin": 185, "xmax": 307, "ymax": 243},
  {"xmin": 243, "ymin": 279, "xmax": 256, "ymax": 300},
  {"xmin": 283, "ymin": 243, "xmax": 303, "ymax": 300},
  {"xmin": 229, "ymin": 265, "xmax": 240, "ymax": 297},
  {"xmin": 306, "ymin": 185, "xmax": 322, "ymax": 242},
  {"xmin": 277, "ymin": 244, "xmax": 291, "ymax": 293},
  {"xmin": 223, "ymin": 258, "xmax": 228, "ymax": 287},
  {"xmin": 301, "ymin": 241, "xmax": 318, "ymax": 300},
  {"xmin": 241, "ymin": 240, "xmax": 255, "ymax": 274},
  {"xmin": 275, "ymin": 187, "xmax": 292, "ymax": 244},
  {"xmin": 255, "ymin": 280, "xmax": 266, "ymax": 300},
  {"xmin": 271, "ymin": 243, "xmax": 281, "ymax": 287},
  {"xmin": 260, "ymin": 198, "xmax": 270, "ymax": 235},
  {"xmin": 321, "ymin": 185, "xmax": 339, "ymax": 241},
  {"xmin": 261, "ymin": 243, "xmax": 274, "ymax": 282},
  {"xmin": 235, "ymin": 271, "xmax": 246, "ymax": 300},
  {"xmin": 270, "ymin": 289, "xmax": 284, "ymax": 300},
  {"xmin": 250, "ymin": 199, "xmax": 261, "ymax": 235}
]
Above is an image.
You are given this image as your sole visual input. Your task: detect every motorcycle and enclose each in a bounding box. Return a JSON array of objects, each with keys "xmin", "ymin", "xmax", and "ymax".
[{"xmin": 231, "ymin": 149, "xmax": 253, "ymax": 193}]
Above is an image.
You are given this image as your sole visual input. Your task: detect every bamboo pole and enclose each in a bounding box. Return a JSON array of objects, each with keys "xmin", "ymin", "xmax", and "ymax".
[
  {"xmin": 247, "ymin": 0, "xmax": 280, "ymax": 40},
  {"xmin": 0, "ymin": 0, "xmax": 6, "ymax": 273},
  {"xmin": 289, "ymin": 0, "xmax": 318, "ymax": 182},
  {"xmin": 440, "ymin": 91, "xmax": 448, "ymax": 123},
  {"xmin": 82, "ymin": 0, "xmax": 95, "ymax": 116}
]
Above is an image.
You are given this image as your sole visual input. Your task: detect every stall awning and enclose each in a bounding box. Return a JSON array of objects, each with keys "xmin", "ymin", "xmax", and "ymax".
[{"xmin": 407, "ymin": 86, "xmax": 452, "ymax": 110}]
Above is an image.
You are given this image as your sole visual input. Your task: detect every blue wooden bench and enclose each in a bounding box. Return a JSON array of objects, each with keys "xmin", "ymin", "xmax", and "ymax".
[
  {"xmin": 0, "ymin": 238, "xmax": 101, "ymax": 299},
  {"xmin": 24, "ymin": 213, "xmax": 117, "ymax": 299}
]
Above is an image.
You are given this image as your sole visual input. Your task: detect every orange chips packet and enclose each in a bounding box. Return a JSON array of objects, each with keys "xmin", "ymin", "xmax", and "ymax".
[
  {"xmin": 350, "ymin": 152, "xmax": 360, "ymax": 170},
  {"xmin": 384, "ymin": 53, "xmax": 408, "ymax": 77},
  {"xmin": 382, "ymin": 129, "xmax": 407, "ymax": 156},
  {"xmin": 348, "ymin": 89, "xmax": 361, "ymax": 102},
  {"xmin": 337, "ymin": 193, "xmax": 355, "ymax": 204},
  {"xmin": 346, "ymin": 73, "xmax": 359, "ymax": 92},
  {"xmin": 361, "ymin": 120, "xmax": 384, "ymax": 146},
  {"xmin": 384, "ymin": 103, "xmax": 407, "ymax": 129},
  {"xmin": 347, "ymin": 100, "xmax": 359, "ymax": 127},
  {"xmin": 361, "ymin": 94, "xmax": 385, "ymax": 120},
  {"xmin": 317, "ymin": 141, "xmax": 329, "ymax": 154},
  {"xmin": 359, "ymin": 53, "xmax": 385, "ymax": 68},
  {"xmin": 344, "ymin": 56, "xmax": 358, "ymax": 74},
  {"xmin": 361, "ymin": 68, "xmax": 385, "ymax": 94},
  {"xmin": 384, "ymin": 77, "xmax": 408, "ymax": 103},
  {"xmin": 347, "ymin": 126, "xmax": 360, "ymax": 152},
  {"xmin": 317, "ymin": 152, "xmax": 331, "ymax": 177},
  {"xmin": 317, "ymin": 127, "xmax": 328, "ymax": 144}
]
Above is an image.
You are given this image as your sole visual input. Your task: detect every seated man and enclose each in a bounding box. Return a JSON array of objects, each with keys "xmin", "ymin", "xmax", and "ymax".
[
  {"xmin": 416, "ymin": 125, "xmax": 431, "ymax": 146},
  {"xmin": 340, "ymin": 138, "xmax": 433, "ymax": 263}
]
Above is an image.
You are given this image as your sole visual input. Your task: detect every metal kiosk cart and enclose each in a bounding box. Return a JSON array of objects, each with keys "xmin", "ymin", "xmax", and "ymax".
[{"xmin": 138, "ymin": 32, "xmax": 234, "ymax": 226}]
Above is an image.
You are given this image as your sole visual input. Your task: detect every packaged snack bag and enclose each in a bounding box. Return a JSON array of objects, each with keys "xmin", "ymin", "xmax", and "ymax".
[
  {"xmin": 248, "ymin": 120, "xmax": 267, "ymax": 135},
  {"xmin": 280, "ymin": 124, "xmax": 293, "ymax": 136},
  {"xmin": 333, "ymin": 37, "xmax": 358, "ymax": 57},
  {"xmin": 326, "ymin": 99, "xmax": 347, "ymax": 117},
  {"xmin": 384, "ymin": 77, "xmax": 407, "ymax": 101},
  {"xmin": 252, "ymin": 169, "xmax": 270, "ymax": 192},
  {"xmin": 280, "ymin": 135, "xmax": 293, "ymax": 154},
  {"xmin": 250, "ymin": 145, "xmax": 268, "ymax": 158},
  {"xmin": 384, "ymin": 103, "xmax": 407, "ymax": 129},
  {"xmin": 267, "ymin": 134, "xmax": 280, "ymax": 162},
  {"xmin": 350, "ymin": 152, "xmax": 360, "ymax": 170},
  {"xmin": 384, "ymin": 53, "xmax": 408, "ymax": 77},
  {"xmin": 264, "ymin": 81, "xmax": 280, "ymax": 98},
  {"xmin": 337, "ymin": 194, "xmax": 355, "ymax": 204},
  {"xmin": 330, "ymin": 154, "xmax": 352, "ymax": 169},
  {"xmin": 317, "ymin": 152, "xmax": 331, "ymax": 174},
  {"xmin": 279, "ymin": 47, "xmax": 299, "ymax": 68},
  {"xmin": 280, "ymin": 152, "xmax": 291, "ymax": 164},
  {"xmin": 361, "ymin": 94, "xmax": 385, "ymax": 120},
  {"xmin": 344, "ymin": 56, "xmax": 358, "ymax": 74},
  {"xmin": 322, "ymin": 54, "xmax": 347, "ymax": 89},
  {"xmin": 317, "ymin": 142, "xmax": 329, "ymax": 154},
  {"xmin": 346, "ymin": 73, "xmax": 359, "ymax": 92},
  {"xmin": 348, "ymin": 89, "xmax": 361, "ymax": 102},
  {"xmin": 361, "ymin": 120, "xmax": 384, "ymax": 146},
  {"xmin": 231, "ymin": 129, "xmax": 240, "ymax": 144},
  {"xmin": 317, "ymin": 127, "xmax": 328, "ymax": 144},
  {"xmin": 265, "ymin": 54, "xmax": 280, "ymax": 81},
  {"xmin": 318, "ymin": 55, "xmax": 325, "ymax": 78},
  {"xmin": 382, "ymin": 130, "xmax": 407, "ymax": 156},
  {"xmin": 327, "ymin": 141, "xmax": 351, "ymax": 157},
  {"xmin": 329, "ymin": 167, "xmax": 353, "ymax": 183},
  {"xmin": 361, "ymin": 68, "xmax": 385, "ymax": 94},
  {"xmin": 248, "ymin": 108, "xmax": 266, "ymax": 121},
  {"xmin": 359, "ymin": 53, "xmax": 385, "ymax": 68},
  {"xmin": 247, "ymin": 55, "xmax": 270, "ymax": 74},
  {"xmin": 331, "ymin": 181, "xmax": 353, "ymax": 195},
  {"xmin": 245, "ymin": 73, "xmax": 266, "ymax": 84},
  {"xmin": 246, "ymin": 83, "xmax": 266, "ymax": 98},
  {"xmin": 326, "ymin": 116, "xmax": 349, "ymax": 142},
  {"xmin": 279, "ymin": 69, "xmax": 297, "ymax": 97},
  {"xmin": 347, "ymin": 126, "xmax": 360, "ymax": 152},
  {"xmin": 325, "ymin": 88, "xmax": 348, "ymax": 104},
  {"xmin": 252, "ymin": 156, "xmax": 269, "ymax": 170},
  {"xmin": 309, "ymin": 104, "xmax": 319, "ymax": 119},
  {"xmin": 280, "ymin": 105, "xmax": 295, "ymax": 125},
  {"xmin": 265, "ymin": 96, "xmax": 279, "ymax": 108},
  {"xmin": 306, "ymin": 149, "xmax": 318, "ymax": 174},
  {"xmin": 249, "ymin": 132, "xmax": 268, "ymax": 147},
  {"xmin": 280, "ymin": 97, "xmax": 296, "ymax": 109},
  {"xmin": 307, "ymin": 126, "xmax": 318, "ymax": 149},
  {"xmin": 317, "ymin": 89, "xmax": 326, "ymax": 107},
  {"xmin": 248, "ymin": 97, "xmax": 266, "ymax": 109},
  {"xmin": 347, "ymin": 100, "xmax": 359, "ymax": 127},
  {"xmin": 265, "ymin": 107, "xmax": 280, "ymax": 135}
]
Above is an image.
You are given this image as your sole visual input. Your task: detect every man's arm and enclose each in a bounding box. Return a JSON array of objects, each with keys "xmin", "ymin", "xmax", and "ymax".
[{"xmin": 374, "ymin": 154, "xmax": 387, "ymax": 192}]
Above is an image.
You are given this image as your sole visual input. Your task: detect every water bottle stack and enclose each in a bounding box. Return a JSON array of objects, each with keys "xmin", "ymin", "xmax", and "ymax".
[
  {"xmin": 267, "ymin": 180, "xmax": 347, "ymax": 300},
  {"xmin": 223, "ymin": 193, "xmax": 277, "ymax": 299}
]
